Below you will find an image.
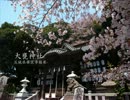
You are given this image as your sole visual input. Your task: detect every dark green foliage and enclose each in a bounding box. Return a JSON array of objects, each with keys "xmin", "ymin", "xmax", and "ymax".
[
  {"xmin": 4, "ymin": 83, "xmax": 16, "ymax": 93},
  {"xmin": 102, "ymin": 17, "xmax": 112, "ymax": 29},
  {"xmin": 114, "ymin": 80, "xmax": 130, "ymax": 100},
  {"xmin": 0, "ymin": 22, "xmax": 35, "ymax": 75},
  {"xmin": 42, "ymin": 23, "xmax": 58, "ymax": 35},
  {"xmin": 107, "ymin": 49, "xmax": 120, "ymax": 66},
  {"xmin": 41, "ymin": 21, "xmax": 69, "ymax": 34},
  {"xmin": 92, "ymin": 20, "xmax": 103, "ymax": 35},
  {"xmin": 0, "ymin": 22, "xmax": 19, "ymax": 29},
  {"xmin": 0, "ymin": 27, "xmax": 16, "ymax": 69},
  {"xmin": 91, "ymin": 17, "xmax": 112, "ymax": 37},
  {"xmin": 13, "ymin": 31, "xmax": 35, "ymax": 53}
]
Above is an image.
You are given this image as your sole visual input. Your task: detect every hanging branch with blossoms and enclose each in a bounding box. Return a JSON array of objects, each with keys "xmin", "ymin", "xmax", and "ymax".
[
  {"xmin": 66, "ymin": 13, "xmax": 101, "ymax": 44},
  {"xmin": 14, "ymin": 22, "xmax": 71, "ymax": 49},
  {"xmin": 10, "ymin": 0, "xmax": 104, "ymax": 27},
  {"xmin": 39, "ymin": 29, "xmax": 69, "ymax": 47},
  {"xmin": 32, "ymin": 21, "xmax": 72, "ymax": 49}
]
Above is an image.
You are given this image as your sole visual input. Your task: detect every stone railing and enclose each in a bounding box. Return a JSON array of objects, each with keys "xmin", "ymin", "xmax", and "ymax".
[
  {"xmin": 84, "ymin": 91, "xmax": 130, "ymax": 100},
  {"xmin": 25, "ymin": 91, "xmax": 39, "ymax": 100}
]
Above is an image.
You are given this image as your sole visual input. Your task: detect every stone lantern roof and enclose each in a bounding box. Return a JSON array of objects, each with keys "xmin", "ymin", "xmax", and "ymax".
[
  {"xmin": 67, "ymin": 71, "xmax": 78, "ymax": 78},
  {"xmin": 20, "ymin": 77, "xmax": 30, "ymax": 83}
]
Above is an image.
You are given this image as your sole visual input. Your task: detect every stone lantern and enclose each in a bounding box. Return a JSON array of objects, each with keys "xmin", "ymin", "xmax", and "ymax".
[{"xmin": 15, "ymin": 77, "xmax": 30, "ymax": 100}]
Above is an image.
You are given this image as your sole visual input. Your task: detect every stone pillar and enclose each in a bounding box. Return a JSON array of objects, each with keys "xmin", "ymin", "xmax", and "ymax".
[
  {"xmin": 15, "ymin": 77, "xmax": 30, "ymax": 100},
  {"xmin": 73, "ymin": 87, "xmax": 84, "ymax": 100},
  {"xmin": 88, "ymin": 91, "xmax": 92, "ymax": 100}
]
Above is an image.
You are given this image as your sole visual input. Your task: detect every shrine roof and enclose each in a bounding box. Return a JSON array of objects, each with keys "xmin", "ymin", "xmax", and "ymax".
[{"xmin": 42, "ymin": 43, "xmax": 89, "ymax": 64}]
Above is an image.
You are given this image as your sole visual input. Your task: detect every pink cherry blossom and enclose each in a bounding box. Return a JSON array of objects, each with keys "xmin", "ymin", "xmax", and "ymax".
[{"xmin": 48, "ymin": 32, "xmax": 57, "ymax": 40}]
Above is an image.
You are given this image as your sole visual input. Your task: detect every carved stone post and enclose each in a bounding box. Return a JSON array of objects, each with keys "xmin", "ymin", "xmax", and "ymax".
[{"xmin": 63, "ymin": 71, "xmax": 85, "ymax": 100}]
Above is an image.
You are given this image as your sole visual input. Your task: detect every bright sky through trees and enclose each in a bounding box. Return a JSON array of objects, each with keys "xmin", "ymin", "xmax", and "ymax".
[{"xmin": 0, "ymin": 0, "xmax": 99, "ymax": 27}]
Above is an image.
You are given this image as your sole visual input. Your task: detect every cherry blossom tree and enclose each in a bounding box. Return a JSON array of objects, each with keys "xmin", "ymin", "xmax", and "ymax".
[
  {"xmin": 81, "ymin": 0, "xmax": 130, "ymax": 86},
  {"xmin": 82, "ymin": 0, "xmax": 130, "ymax": 62},
  {"xmin": 10, "ymin": 0, "xmax": 130, "ymax": 81},
  {"xmin": 9, "ymin": 0, "xmax": 104, "ymax": 46}
]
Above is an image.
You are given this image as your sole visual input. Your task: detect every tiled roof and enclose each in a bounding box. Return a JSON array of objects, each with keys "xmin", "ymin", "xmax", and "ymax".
[
  {"xmin": 41, "ymin": 43, "xmax": 90, "ymax": 59},
  {"xmin": 63, "ymin": 43, "xmax": 80, "ymax": 51},
  {"xmin": 41, "ymin": 48, "xmax": 67, "ymax": 59}
]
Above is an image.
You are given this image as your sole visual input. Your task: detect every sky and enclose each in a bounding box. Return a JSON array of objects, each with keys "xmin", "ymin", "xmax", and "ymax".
[{"xmin": 0, "ymin": 0, "xmax": 22, "ymax": 26}]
